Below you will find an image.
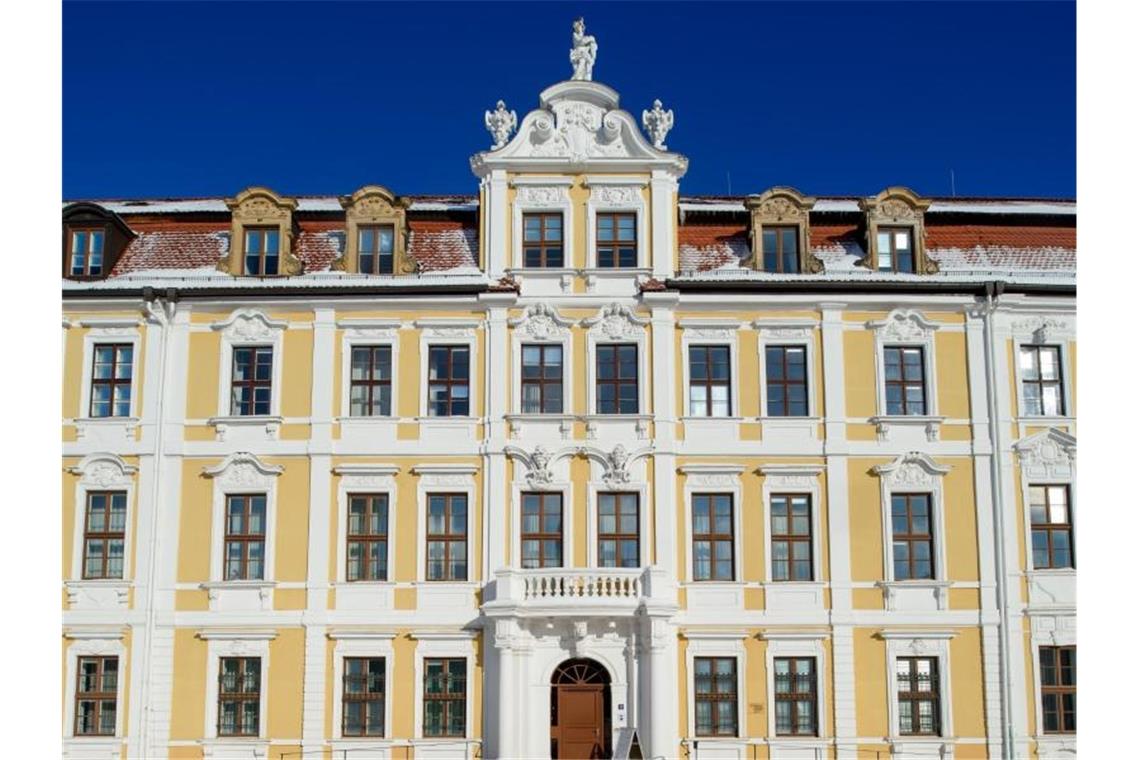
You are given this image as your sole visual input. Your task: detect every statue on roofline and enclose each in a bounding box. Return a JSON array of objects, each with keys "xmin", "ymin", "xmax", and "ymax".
[{"xmin": 570, "ymin": 17, "xmax": 597, "ymax": 81}]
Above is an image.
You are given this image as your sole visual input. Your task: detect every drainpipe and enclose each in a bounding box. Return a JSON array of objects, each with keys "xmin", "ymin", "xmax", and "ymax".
[
  {"xmin": 981, "ymin": 281, "xmax": 1014, "ymax": 758},
  {"xmin": 137, "ymin": 287, "xmax": 176, "ymax": 756}
]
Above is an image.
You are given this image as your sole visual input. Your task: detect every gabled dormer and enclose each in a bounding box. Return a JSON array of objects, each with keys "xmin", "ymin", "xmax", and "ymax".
[
  {"xmin": 335, "ymin": 185, "xmax": 413, "ymax": 275},
  {"xmin": 62, "ymin": 202, "xmax": 135, "ymax": 279},
  {"xmin": 220, "ymin": 187, "xmax": 302, "ymax": 276},
  {"xmin": 858, "ymin": 187, "xmax": 936, "ymax": 274},
  {"xmin": 745, "ymin": 187, "xmax": 819, "ymax": 273}
]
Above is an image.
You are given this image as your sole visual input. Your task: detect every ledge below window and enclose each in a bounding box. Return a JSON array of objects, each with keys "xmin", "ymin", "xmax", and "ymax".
[
  {"xmin": 758, "ymin": 416, "xmax": 819, "ymax": 443},
  {"xmin": 65, "ymin": 579, "xmax": 131, "ymax": 611},
  {"xmin": 1026, "ymin": 569, "xmax": 1076, "ymax": 609},
  {"xmin": 504, "ymin": 413, "xmax": 574, "ymax": 441},
  {"xmin": 74, "ymin": 417, "xmax": 139, "ymax": 444},
  {"xmin": 63, "ymin": 737, "xmax": 124, "ymax": 760},
  {"xmin": 332, "ymin": 581, "xmax": 395, "ymax": 611},
  {"xmin": 330, "ymin": 739, "xmax": 394, "ymax": 759},
  {"xmin": 870, "ymin": 415, "xmax": 945, "ymax": 444},
  {"xmin": 682, "ymin": 581, "xmax": 744, "ymax": 612},
  {"xmin": 199, "ymin": 738, "xmax": 270, "ymax": 759},
  {"xmin": 681, "ymin": 416, "xmax": 742, "ymax": 445},
  {"xmin": 336, "ymin": 415, "xmax": 399, "ymax": 443},
  {"xmin": 200, "ymin": 580, "xmax": 276, "ymax": 612},
  {"xmin": 887, "ymin": 738, "xmax": 956, "ymax": 759},
  {"xmin": 877, "ymin": 580, "xmax": 951, "ymax": 611},
  {"xmin": 1034, "ymin": 734, "xmax": 1076, "ymax": 759},
  {"xmin": 582, "ymin": 414, "xmax": 652, "ymax": 441},
  {"xmin": 207, "ymin": 415, "xmax": 282, "ymax": 442}
]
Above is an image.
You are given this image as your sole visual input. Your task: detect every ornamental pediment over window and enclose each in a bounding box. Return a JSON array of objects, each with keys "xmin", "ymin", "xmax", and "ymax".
[
  {"xmin": 334, "ymin": 185, "xmax": 413, "ymax": 275},
  {"xmin": 220, "ymin": 186, "xmax": 302, "ymax": 276}
]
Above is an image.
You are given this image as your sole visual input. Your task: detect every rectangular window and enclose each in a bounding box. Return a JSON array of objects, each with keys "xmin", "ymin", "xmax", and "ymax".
[
  {"xmin": 762, "ymin": 226, "xmax": 799, "ymax": 273},
  {"xmin": 892, "ymin": 494, "xmax": 934, "ymax": 580},
  {"xmin": 90, "ymin": 343, "xmax": 133, "ymax": 418},
  {"xmin": 523, "ymin": 212, "xmax": 563, "ymax": 268},
  {"xmin": 694, "ymin": 657, "xmax": 738, "ymax": 736},
  {"xmin": 766, "ymin": 345, "xmax": 808, "ymax": 416},
  {"xmin": 596, "ymin": 212, "xmax": 637, "ymax": 268},
  {"xmin": 224, "ymin": 494, "xmax": 266, "ymax": 581},
  {"xmin": 884, "ymin": 346, "xmax": 927, "ymax": 415},
  {"xmin": 230, "ymin": 346, "xmax": 273, "ymax": 416},
  {"xmin": 74, "ymin": 656, "xmax": 117, "ymax": 736},
  {"xmin": 347, "ymin": 494, "xmax": 388, "ymax": 581},
  {"xmin": 82, "ymin": 491, "xmax": 127, "ymax": 580},
  {"xmin": 1020, "ymin": 346, "xmax": 1065, "ymax": 416},
  {"xmin": 596, "ymin": 344, "xmax": 639, "ymax": 414},
  {"xmin": 343, "ymin": 657, "xmax": 386, "ymax": 737},
  {"xmin": 350, "ymin": 345, "xmax": 392, "ymax": 417},
  {"xmin": 243, "ymin": 227, "xmax": 280, "ymax": 276},
  {"xmin": 521, "ymin": 492, "xmax": 563, "ymax": 568},
  {"xmin": 876, "ymin": 227, "xmax": 915, "ymax": 273},
  {"xmin": 1039, "ymin": 646, "xmax": 1076, "ymax": 734},
  {"xmin": 688, "ymin": 345, "xmax": 732, "ymax": 417},
  {"xmin": 598, "ymin": 493, "xmax": 640, "ymax": 568},
  {"xmin": 218, "ymin": 657, "xmax": 261, "ymax": 737},
  {"xmin": 692, "ymin": 493, "xmax": 734, "ymax": 581},
  {"xmin": 774, "ymin": 657, "xmax": 818, "ymax": 736},
  {"xmin": 359, "ymin": 224, "xmax": 395, "ymax": 275},
  {"xmin": 423, "ymin": 658, "xmax": 466, "ymax": 737},
  {"xmin": 1030, "ymin": 485, "xmax": 1074, "ymax": 569},
  {"xmin": 426, "ymin": 494, "xmax": 467, "ymax": 581},
  {"xmin": 770, "ymin": 494, "xmax": 812, "ymax": 582},
  {"xmin": 896, "ymin": 657, "xmax": 940, "ymax": 735},
  {"xmin": 427, "ymin": 345, "xmax": 470, "ymax": 417},
  {"xmin": 70, "ymin": 228, "xmax": 105, "ymax": 277},
  {"xmin": 521, "ymin": 344, "xmax": 563, "ymax": 414}
]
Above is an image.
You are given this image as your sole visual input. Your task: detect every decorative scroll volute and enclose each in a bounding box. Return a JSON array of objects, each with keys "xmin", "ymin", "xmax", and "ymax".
[
  {"xmin": 221, "ymin": 187, "xmax": 301, "ymax": 276},
  {"xmin": 745, "ymin": 187, "xmax": 819, "ymax": 272},
  {"xmin": 337, "ymin": 185, "xmax": 413, "ymax": 274}
]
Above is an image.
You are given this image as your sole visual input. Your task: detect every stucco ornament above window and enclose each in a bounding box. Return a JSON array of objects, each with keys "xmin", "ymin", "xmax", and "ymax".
[
  {"xmin": 641, "ymin": 100, "xmax": 673, "ymax": 150},
  {"xmin": 485, "ymin": 101, "xmax": 517, "ymax": 150},
  {"xmin": 570, "ymin": 17, "xmax": 597, "ymax": 81}
]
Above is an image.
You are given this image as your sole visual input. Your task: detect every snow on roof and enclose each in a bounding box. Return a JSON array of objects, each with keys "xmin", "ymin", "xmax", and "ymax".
[
  {"xmin": 669, "ymin": 268, "xmax": 1074, "ymax": 286},
  {"xmin": 678, "ymin": 197, "xmax": 1075, "ymax": 215},
  {"xmin": 77, "ymin": 196, "xmax": 480, "ymax": 215}
]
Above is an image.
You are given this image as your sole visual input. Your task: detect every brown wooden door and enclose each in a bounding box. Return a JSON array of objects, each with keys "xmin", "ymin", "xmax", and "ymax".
[{"xmin": 555, "ymin": 685, "xmax": 604, "ymax": 759}]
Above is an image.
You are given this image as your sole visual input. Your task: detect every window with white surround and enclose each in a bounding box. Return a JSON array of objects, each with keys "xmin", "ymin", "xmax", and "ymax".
[
  {"xmin": 413, "ymin": 465, "xmax": 477, "ymax": 611},
  {"xmin": 508, "ymin": 303, "xmax": 574, "ymax": 434},
  {"xmin": 200, "ymin": 630, "xmax": 273, "ymax": 751},
  {"xmin": 1010, "ymin": 316, "xmax": 1074, "ymax": 423},
  {"xmin": 881, "ymin": 631, "xmax": 954, "ymax": 749},
  {"xmin": 411, "ymin": 631, "xmax": 476, "ymax": 748},
  {"xmin": 338, "ymin": 319, "xmax": 401, "ymax": 443},
  {"xmin": 415, "ymin": 320, "xmax": 479, "ymax": 430},
  {"xmin": 679, "ymin": 321, "xmax": 740, "ymax": 426},
  {"xmin": 329, "ymin": 631, "xmax": 395, "ymax": 744},
  {"xmin": 77, "ymin": 318, "xmax": 142, "ymax": 435},
  {"xmin": 584, "ymin": 178, "xmax": 648, "ymax": 271},
  {"xmin": 681, "ymin": 465, "xmax": 744, "ymax": 610},
  {"xmin": 583, "ymin": 446, "xmax": 651, "ymax": 569},
  {"xmin": 63, "ymin": 630, "xmax": 126, "ymax": 745},
  {"xmin": 583, "ymin": 303, "xmax": 650, "ymax": 433},
  {"xmin": 1030, "ymin": 612, "xmax": 1076, "ymax": 756},
  {"xmin": 510, "ymin": 178, "xmax": 574, "ymax": 271},
  {"xmin": 1015, "ymin": 427, "xmax": 1077, "ymax": 609},
  {"xmin": 760, "ymin": 464, "xmax": 826, "ymax": 611},
  {"xmin": 67, "ymin": 453, "xmax": 136, "ymax": 610},
  {"xmin": 763, "ymin": 631, "xmax": 828, "ymax": 750},
  {"xmin": 867, "ymin": 309, "xmax": 943, "ymax": 443},
  {"xmin": 684, "ymin": 632, "xmax": 747, "ymax": 748},
  {"xmin": 333, "ymin": 464, "xmax": 398, "ymax": 610},
  {"xmin": 756, "ymin": 320, "xmax": 820, "ymax": 443},
  {"xmin": 211, "ymin": 309, "xmax": 287, "ymax": 441}
]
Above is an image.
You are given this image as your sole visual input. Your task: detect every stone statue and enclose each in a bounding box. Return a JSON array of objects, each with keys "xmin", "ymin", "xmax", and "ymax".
[
  {"xmin": 484, "ymin": 100, "xmax": 517, "ymax": 150},
  {"xmin": 642, "ymin": 99, "xmax": 674, "ymax": 150},
  {"xmin": 570, "ymin": 17, "xmax": 597, "ymax": 81}
]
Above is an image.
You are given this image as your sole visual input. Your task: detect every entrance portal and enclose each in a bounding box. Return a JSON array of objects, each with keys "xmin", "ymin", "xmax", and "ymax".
[{"xmin": 550, "ymin": 658, "xmax": 612, "ymax": 759}]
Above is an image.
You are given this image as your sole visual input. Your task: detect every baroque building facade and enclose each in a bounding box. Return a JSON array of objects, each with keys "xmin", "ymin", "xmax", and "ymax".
[{"xmin": 62, "ymin": 21, "xmax": 1076, "ymax": 760}]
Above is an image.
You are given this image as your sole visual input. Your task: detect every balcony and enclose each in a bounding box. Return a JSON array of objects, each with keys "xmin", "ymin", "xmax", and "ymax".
[{"xmin": 483, "ymin": 566, "xmax": 675, "ymax": 617}]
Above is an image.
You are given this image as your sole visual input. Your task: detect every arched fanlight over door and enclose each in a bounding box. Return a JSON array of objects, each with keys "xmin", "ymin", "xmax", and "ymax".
[{"xmin": 553, "ymin": 658, "xmax": 611, "ymax": 685}]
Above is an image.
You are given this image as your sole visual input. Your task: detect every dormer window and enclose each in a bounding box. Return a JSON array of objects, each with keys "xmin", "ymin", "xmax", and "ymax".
[
  {"xmin": 337, "ymin": 186, "xmax": 411, "ymax": 275},
  {"xmin": 859, "ymin": 188, "xmax": 935, "ymax": 275},
  {"xmin": 62, "ymin": 203, "xmax": 134, "ymax": 279},
  {"xmin": 762, "ymin": 226, "xmax": 800, "ymax": 274},
  {"xmin": 359, "ymin": 225, "xmax": 395, "ymax": 275},
  {"xmin": 243, "ymin": 227, "xmax": 280, "ymax": 276},
  {"xmin": 69, "ymin": 228, "xmax": 106, "ymax": 277},
  {"xmin": 876, "ymin": 227, "xmax": 915, "ymax": 273},
  {"xmin": 746, "ymin": 187, "xmax": 819, "ymax": 273},
  {"xmin": 222, "ymin": 187, "xmax": 301, "ymax": 277}
]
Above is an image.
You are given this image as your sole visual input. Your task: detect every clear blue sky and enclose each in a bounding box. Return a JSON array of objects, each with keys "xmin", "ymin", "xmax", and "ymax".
[{"xmin": 63, "ymin": 1, "xmax": 1075, "ymax": 200}]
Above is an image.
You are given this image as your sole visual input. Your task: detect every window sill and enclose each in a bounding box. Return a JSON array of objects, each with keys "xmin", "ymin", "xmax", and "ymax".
[
  {"xmin": 199, "ymin": 738, "xmax": 270, "ymax": 759},
  {"xmin": 1016, "ymin": 415, "xmax": 1074, "ymax": 426},
  {"xmin": 337, "ymin": 415, "xmax": 397, "ymax": 423},
  {"xmin": 74, "ymin": 416, "xmax": 139, "ymax": 442},
  {"xmin": 582, "ymin": 414, "xmax": 651, "ymax": 441},
  {"xmin": 200, "ymin": 580, "xmax": 276, "ymax": 611},
  {"xmin": 877, "ymin": 580, "xmax": 951, "ymax": 611},
  {"xmin": 869, "ymin": 415, "xmax": 945, "ymax": 443},
  {"xmin": 504, "ymin": 413, "xmax": 574, "ymax": 441},
  {"xmin": 415, "ymin": 416, "xmax": 478, "ymax": 423},
  {"xmin": 66, "ymin": 579, "xmax": 131, "ymax": 610},
  {"xmin": 63, "ymin": 737, "xmax": 123, "ymax": 760},
  {"xmin": 207, "ymin": 415, "xmax": 282, "ymax": 442},
  {"xmin": 681, "ymin": 415, "xmax": 743, "ymax": 422}
]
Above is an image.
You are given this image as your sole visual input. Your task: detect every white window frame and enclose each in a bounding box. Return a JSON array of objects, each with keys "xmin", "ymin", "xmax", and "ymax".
[
  {"xmin": 510, "ymin": 178, "xmax": 574, "ymax": 271},
  {"xmin": 1015, "ymin": 428, "xmax": 1077, "ymax": 580},
  {"xmin": 1012, "ymin": 332, "xmax": 1074, "ymax": 422},
  {"xmin": 1029, "ymin": 613, "xmax": 1077, "ymax": 753},
  {"xmin": 678, "ymin": 320, "xmax": 741, "ymax": 420},
  {"xmin": 330, "ymin": 631, "xmax": 396, "ymax": 742},
  {"xmin": 680, "ymin": 465, "xmax": 745, "ymax": 584},
  {"xmin": 867, "ymin": 310, "xmax": 943, "ymax": 442},
  {"xmin": 413, "ymin": 465, "xmax": 478, "ymax": 584},
  {"xmin": 684, "ymin": 632, "xmax": 748, "ymax": 741},
  {"xmin": 209, "ymin": 309, "xmax": 287, "ymax": 441},
  {"xmin": 76, "ymin": 318, "xmax": 143, "ymax": 424},
  {"xmin": 873, "ymin": 453, "xmax": 952, "ymax": 611},
  {"xmin": 512, "ymin": 481, "xmax": 573, "ymax": 569},
  {"xmin": 67, "ymin": 454, "xmax": 137, "ymax": 591},
  {"xmin": 412, "ymin": 632, "xmax": 477, "ymax": 742},
  {"xmin": 755, "ymin": 320, "xmax": 818, "ymax": 419},
  {"xmin": 415, "ymin": 320, "xmax": 480, "ymax": 421},
  {"xmin": 882, "ymin": 631, "xmax": 955, "ymax": 743},
  {"xmin": 759, "ymin": 465, "xmax": 825, "ymax": 585},
  {"xmin": 63, "ymin": 630, "xmax": 127, "ymax": 741},
  {"xmin": 584, "ymin": 177, "xmax": 649, "ymax": 270},
  {"xmin": 586, "ymin": 482, "xmax": 651, "ymax": 569},
  {"xmin": 200, "ymin": 629, "xmax": 274, "ymax": 746},
  {"xmin": 333, "ymin": 464, "xmax": 399, "ymax": 585},
  {"xmin": 583, "ymin": 303, "xmax": 650, "ymax": 417},
  {"xmin": 338, "ymin": 319, "xmax": 401, "ymax": 420},
  {"xmin": 508, "ymin": 303, "xmax": 574, "ymax": 417},
  {"xmin": 762, "ymin": 632, "xmax": 829, "ymax": 742}
]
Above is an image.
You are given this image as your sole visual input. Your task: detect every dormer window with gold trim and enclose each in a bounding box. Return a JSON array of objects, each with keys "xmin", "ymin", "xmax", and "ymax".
[
  {"xmin": 745, "ymin": 187, "xmax": 819, "ymax": 273},
  {"xmin": 62, "ymin": 202, "xmax": 135, "ymax": 280},
  {"xmin": 859, "ymin": 187, "xmax": 936, "ymax": 274},
  {"xmin": 221, "ymin": 187, "xmax": 301, "ymax": 277},
  {"xmin": 337, "ymin": 186, "xmax": 411, "ymax": 275}
]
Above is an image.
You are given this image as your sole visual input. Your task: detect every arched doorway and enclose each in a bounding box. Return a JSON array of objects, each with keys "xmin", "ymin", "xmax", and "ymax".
[{"xmin": 550, "ymin": 658, "xmax": 612, "ymax": 759}]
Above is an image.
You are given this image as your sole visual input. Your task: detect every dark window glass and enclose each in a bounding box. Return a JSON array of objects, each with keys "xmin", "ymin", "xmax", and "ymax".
[
  {"xmin": 243, "ymin": 227, "xmax": 280, "ymax": 276},
  {"xmin": 598, "ymin": 493, "xmax": 639, "ymax": 568},
  {"xmin": 75, "ymin": 656, "xmax": 117, "ymax": 736},
  {"xmin": 765, "ymin": 345, "xmax": 808, "ymax": 417},
  {"xmin": 69, "ymin": 227, "xmax": 106, "ymax": 277},
  {"xmin": 896, "ymin": 657, "xmax": 940, "ymax": 736},
  {"xmin": 892, "ymin": 494, "xmax": 934, "ymax": 580},
  {"xmin": 1030, "ymin": 485, "xmax": 1074, "ymax": 569},
  {"xmin": 343, "ymin": 657, "xmax": 386, "ymax": 736},
  {"xmin": 521, "ymin": 344, "xmax": 563, "ymax": 414},
  {"xmin": 83, "ymin": 491, "xmax": 127, "ymax": 580},
  {"xmin": 694, "ymin": 657, "xmax": 738, "ymax": 736},
  {"xmin": 521, "ymin": 492, "xmax": 563, "ymax": 568},
  {"xmin": 90, "ymin": 343, "xmax": 133, "ymax": 418},
  {"xmin": 762, "ymin": 226, "xmax": 799, "ymax": 273},
  {"xmin": 774, "ymin": 657, "xmax": 818, "ymax": 736},
  {"xmin": 692, "ymin": 493, "xmax": 734, "ymax": 581},
  {"xmin": 596, "ymin": 344, "xmax": 638, "ymax": 414},
  {"xmin": 597, "ymin": 212, "xmax": 637, "ymax": 268},
  {"xmin": 350, "ymin": 345, "xmax": 392, "ymax": 417},
  {"xmin": 218, "ymin": 657, "xmax": 261, "ymax": 737},
  {"xmin": 230, "ymin": 346, "xmax": 273, "ymax": 416},
  {"xmin": 523, "ymin": 213, "xmax": 563, "ymax": 268},
  {"xmin": 1020, "ymin": 346, "xmax": 1065, "ymax": 416},
  {"xmin": 224, "ymin": 494, "xmax": 267, "ymax": 581},
  {"xmin": 359, "ymin": 225, "xmax": 396, "ymax": 275},
  {"xmin": 884, "ymin": 346, "xmax": 927, "ymax": 415},
  {"xmin": 426, "ymin": 494, "xmax": 467, "ymax": 581},
  {"xmin": 689, "ymin": 345, "xmax": 732, "ymax": 417},
  {"xmin": 876, "ymin": 227, "xmax": 915, "ymax": 273},
  {"xmin": 346, "ymin": 494, "xmax": 389, "ymax": 581},
  {"xmin": 1039, "ymin": 646, "xmax": 1076, "ymax": 734},
  {"xmin": 427, "ymin": 346, "xmax": 470, "ymax": 417},
  {"xmin": 423, "ymin": 658, "xmax": 466, "ymax": 737},
  {"xmin": 770, "ymin": 494, "xmax": 812, "ymax": 582}
]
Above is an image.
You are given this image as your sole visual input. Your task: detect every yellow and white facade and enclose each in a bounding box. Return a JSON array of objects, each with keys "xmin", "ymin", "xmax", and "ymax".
[{"xmin": 62, "ymin": 28, "xmax": 1076, "ymax": 760}]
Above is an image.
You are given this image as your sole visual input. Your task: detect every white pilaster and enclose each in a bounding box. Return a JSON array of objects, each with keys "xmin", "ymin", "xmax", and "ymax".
[{"xmin": 649, "ymin": 170, "xmax": 679, "ymax": 279}]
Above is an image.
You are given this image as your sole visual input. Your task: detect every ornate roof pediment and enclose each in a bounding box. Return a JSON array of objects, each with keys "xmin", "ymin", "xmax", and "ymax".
[
  {"xmin": 1015, "ymin": 427, "xmax": 1076, "ymax": 478},
  {"xmin": 874, "ymin": 452, "xmax": 950, "ymax": 489}
]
